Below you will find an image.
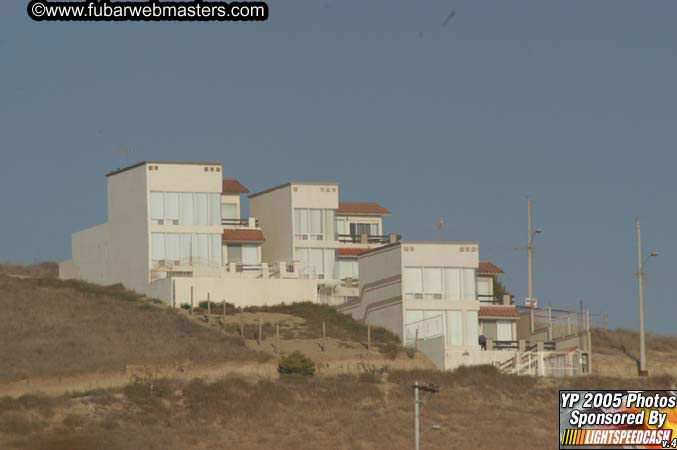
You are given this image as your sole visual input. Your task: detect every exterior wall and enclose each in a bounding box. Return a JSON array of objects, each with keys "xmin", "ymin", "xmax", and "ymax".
[
  {"xmin": 146, "ymin": 163, "xmax": 224, "ymax": 265},
  {"xmin": 342, "ymin": 245, "xmax": 404, "ymax": 338},
  {"xmin": 146, "ymin": 162, "xmax": 222, "ymax": 193},
  {"xmin": 290, "ymin": 183, "xmax": 341, "ymax": 269},
  {"xmin": 220, "ymin": 193, "xmax": 241, "ymax": 219},
  {"xmin": 106, "ymin": 165, "xmax": 149, "ymax": 293},
  {"xmin": 290, "ymin": 183, "xmax": 338, "ymax": 209},
  {"xmin": 401, "ymin": 242, "xmax": 481, "ymax": 350},
  {"xmin": 417, "ymin": 335, "xmax": 446, "ymax": 369},
  {"xmin": 68, "ymin": 223, "xmax": 110, "ymax": 284},
  {"xmin": 147, "ymin": 276, "xmax": 319, "ymax": 307},
  {"xmin": 249, "ymin": 185, "xmax": 294, "ymax": 263}
]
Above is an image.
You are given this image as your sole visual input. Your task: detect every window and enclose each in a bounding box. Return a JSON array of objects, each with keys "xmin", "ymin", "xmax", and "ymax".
[
  {"xmin": 405, "ymin": 266, "xmax": 476, "ymax": 301},
  {"xmin": 336, "ymin": 218, "xmax": 347, "ymax": 236},
  {"xmin": 309, "ymin": 209, "xmax": 323, "ymax": 239},
  {"xmin": 221, "ymin": 203, "xmax": 238, "ymax": 220},
  {"xmin": 465, "ymin": 311, "xmax": 479, "ymax": 346},
  {"xmin": 496, "ymin": 320, "xmax": 513, "ymax": 341},
  {"xmin": 295, "ymin": 247, "xmax": 336, "ymax": 279},
  {"xmin": 227, "ymin": 244, "xmax": 242, "ymax": 263},
  {"xmin": 423, "ymin": 268, "xmax": 442, "ymax": 299},
  {"xmin": 151, "ymin": 191, "xmax": 221, "ymax": 227},
  {"xmin": 165, "ymin": 193, "xmax": 179, "ymax": 224},
  {"xmin": 209, "ymin": 234, "xmax": 221, "ymax": 265},
  {"xmin": 447, "ymin": 311, "xmax": 463, "ymax": 346},
  {"xmin": 208, "ymin": 193, "xmax": 220, "ymax": 226},
  {"xmin": 152, "ymin": 233, "xmax": 222, "ymax": 266},
  {"xmin": 350, "ymin": 223, "xmax": 371, "ymax": 236},
  {"xmin": 443, "ymin": 268, "xmax": 461, "ymax": 301},
  {"xmin": 337, "ymin": 258, "xmax": 358, "ymax": 280},
  {"xmin": 180, "ymin": 193, "xmax": 194, "ymax": 226},
  {"xmin": 165, "ymin": 233, "xmax": 180, "ymax": 261},
  {"xmin": 242, "ymin": 244, "xmax": 258, "ymax": 265},
  {"xmin": 294, "ymin": 209, "xmax": 334, "ymax": 240},
  {"xmin": 150, "ymin": 192, "xmax": 164, "ymax": 224},
  {"xmin": 152, "ymin": 233, "xmax": 165, "ymax": 261},
  {"xmin": 462, "ymin": 269, "xmax": 476, "ymax": 301}
]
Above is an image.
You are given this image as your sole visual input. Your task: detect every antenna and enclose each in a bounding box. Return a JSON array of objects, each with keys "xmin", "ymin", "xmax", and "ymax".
[
  {"xmin": 113, "ymin": 146, "xmax": 130, "ymax": 166},
  {"xmin": 434, "ymin": 217, "xmax": 447, "ymax": 241}
]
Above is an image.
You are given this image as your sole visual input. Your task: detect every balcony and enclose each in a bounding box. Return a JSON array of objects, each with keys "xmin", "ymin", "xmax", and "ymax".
[
  {"xmin": 222, "ymin": 218, "xmax": 259, "ymax": 228},
  {"xmin": 337, "ymin": 233, "xmax": 399, "ymax": 244}
]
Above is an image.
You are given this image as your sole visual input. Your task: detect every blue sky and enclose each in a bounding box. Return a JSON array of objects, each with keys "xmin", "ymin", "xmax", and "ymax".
[{"xmin": 1, "ymin": 1, "xmax": 675, "ymax": 333}]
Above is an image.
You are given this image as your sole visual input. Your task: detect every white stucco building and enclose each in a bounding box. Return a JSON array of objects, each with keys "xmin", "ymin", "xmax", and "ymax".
[
  {"xmin": 59, "ymin": 162, "xmax": 318, "ymax": 307},
  {"xmin": 248, "ymin": 182, "xmax": 398, "ymax": 303}
]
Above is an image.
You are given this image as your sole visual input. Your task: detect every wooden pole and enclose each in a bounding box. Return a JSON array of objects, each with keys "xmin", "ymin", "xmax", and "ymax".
[
  {"xmin": 367, "ymin": 323, "xmax": 371, "ymax": 352},
  {"xmin": 586, "ymin": 308, "xmax": 593, "ymax": 374},
  {"xmin": 207, "ymin": 292, "xmax": 211, "ymax": 323},
  {"xmin": 322, "ymin": 321, "xmax": 326, "ymax": 351},
  {"xmin": 190, "ymin": 286, "xmax": 194, "ymax": 316},
  {"xmin": 258, "ymin": 316, "xmax": 262, "ymax": 345},
  {"xmin": 172, "ymin": 280, "xmax": 176, "ymax": 309},
  {"xmin": 276, "ymin": 324, "xmax": 280, "ymax": 356},
  {"xmin": 239, "ymin": 312, "xmax": 244, "ymax": 337},
  {"xmin": 223, "ymin": 300, "xmax": 226, "ymax": 317}
]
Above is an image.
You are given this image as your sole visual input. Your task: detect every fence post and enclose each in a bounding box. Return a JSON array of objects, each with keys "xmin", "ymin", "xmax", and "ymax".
[
  {"xmin": 367, "ymin": 323, "xmax": 371, "ymax": 352},
  {"xmin": 322, "ymin": 321, "xmax": 326, "ymax": 351},
  {"xmin": 223, "ymin": 300, "xmax": 226, "ymax": 317},
  {"xmin": 190, "ymin": 286, "xmax": 194, "ymax": 316},
  {"xmin": 276, "ymin": 324, "xmax": 280, "ymax": 356},
  {"xmin": 172, "ymin": 280, "xmax": 175, "ymax": 309},
  {"xmin": 207, "ymin": 292, "xmax": 211, "ymax": 323},
  {"xmin": 258, "ymin": 316, "xmax": 262, "ymax": 345},
  {"xmin": 529, "ymin": 308, "xmax": 535, "ymax": 334},
  {"xmin": 239, "ymin": 312, "xmax": 244, "ymax": 337},
  {"xmin": 547, "ymin": 306, "xmax": 553, "ymax": 340}
]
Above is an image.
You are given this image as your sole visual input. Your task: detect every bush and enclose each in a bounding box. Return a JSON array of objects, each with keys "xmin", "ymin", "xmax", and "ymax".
[
  {"xmin": 405, "ymin": 347, "xmax": 416, "ymax": 359},
  {"xmin": 379, "ymin": 343, "xmax": 400, "ymax": 360},
  {"xmin": 278, "ymin": 351, "xmax": 316, "ymax": 376}
]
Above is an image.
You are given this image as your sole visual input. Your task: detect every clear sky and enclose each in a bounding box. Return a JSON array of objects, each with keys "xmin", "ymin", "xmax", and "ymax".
[{"xmin": 1, "ymin": 1, "xmax": 675, "ymax": 333}]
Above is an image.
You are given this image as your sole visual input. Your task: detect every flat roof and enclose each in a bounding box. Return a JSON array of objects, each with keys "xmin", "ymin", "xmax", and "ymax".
[
  {"xmin": 106, "ymin": 161, "xmax": 223, "ymax": 178},
  {"xmin": 248, "ymin": 181, "xmax": 339, "ymax": 198},
  {"xmin": 357, "ymin": 240, "xmax": 479, "ymax": 258}
]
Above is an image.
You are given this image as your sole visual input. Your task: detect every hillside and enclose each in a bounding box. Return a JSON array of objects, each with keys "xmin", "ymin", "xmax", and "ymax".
[
  {"xmin": 592, "ymin": 328, "xmax": 677, "ymax": 377},
  {"xmin": 1, "ymin": 264, "xmax": 676, "ymax": 449}
]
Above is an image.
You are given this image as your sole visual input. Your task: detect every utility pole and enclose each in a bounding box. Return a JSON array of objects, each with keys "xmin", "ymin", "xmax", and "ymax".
[
  {"xmin": 527, "ymin": 196, "xmax": 533, "ymax": 303},
  {"xmin": 410, "ymin": 382, "xmax": 439, "ymax": 450},
  {"xmin": 525, "ymin": 196, "xmax": 543, "ymax": 308},
  {"xmin": 414, "ymin": 382, "xmax": 420, "ymax": 450},
  {"xmin": 636, "ymin": 218, "xmax": 647, "ymax": 376}
]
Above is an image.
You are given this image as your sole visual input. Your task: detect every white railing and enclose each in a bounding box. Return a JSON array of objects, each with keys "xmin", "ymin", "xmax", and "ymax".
[
  {"xmin": 494, "ymin": 349, "xmax": 585, "ymax": 377},
  {"xmin": 404, "ymin": 314, "xmax": 445, "ymax": 345}
]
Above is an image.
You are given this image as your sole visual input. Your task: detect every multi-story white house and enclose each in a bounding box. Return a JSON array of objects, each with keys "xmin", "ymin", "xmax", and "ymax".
[
  {"xmin": 59, "ymin": 162, "xmax": 317, "ymax": 306},
  {"xmin": 338, "ymin": 241, "xmax": 482, "ymax": 369},
  {"xmin": 248, "ymin": 182, "xmax": 399, "ymax": 303}
]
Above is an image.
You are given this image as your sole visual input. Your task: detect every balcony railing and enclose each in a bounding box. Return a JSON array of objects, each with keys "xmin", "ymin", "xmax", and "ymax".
[
  {"xmin": 222, "ymin": 218, "xmax": 259, "ymax": 227},
  {"xmin": 337, "ymin": 234, "xmax": 392, "ymax": 244},
  {"xmin": 478, "ymin": 295, "xmax": 500, "ymax": 304}
]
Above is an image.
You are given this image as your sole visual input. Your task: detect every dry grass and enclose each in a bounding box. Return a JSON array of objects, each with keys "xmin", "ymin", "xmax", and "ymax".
[
  {"xmin": 592, "ymin": 328, "xmax": 677, "ymax": 377},
  {"xmin": 0, "ymin": 263, "xmax": 58, "ymax": 279},
  {"xmin": 0, "ymin": 275, "xmax": 268, "ymax": 383},
  {"xmin": 2, "ymin": 367, "xmax": 674, "ymax": 450}
]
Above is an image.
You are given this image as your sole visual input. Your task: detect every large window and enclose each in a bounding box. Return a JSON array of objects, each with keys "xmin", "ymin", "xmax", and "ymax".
[
  {"xmin": 404, "ymin": 267, "xmax": 476, "ymax": 301},
  {"xmin": 349, "ymin": 222, "xmax": 378, "ymax": 236},
  {"xmin": 337, "ymin": 258, "xmax": 358, "ymax": 280},
  {"xmin": 151, "ymin": 233, "xmax": 222, "ymax": 266},
  {"xmin": 221, "ymin": 203, "xmax": 238, "ymax": 220},
  {"xmin": 296, "ymin": 247, "xmax": 336, "ymax": 279},
  {"xmin": 447, "ymin": 311, "xmax": 463, "ymax": 346},
  {"xmin": 150, "ymin": 192, "xmax": 221, "ymax": 226},
  {"xmin": 226, "ymin": 244, "xmax": 258, "ymax": 264},
  {"xmin": 294, "ymin": 208, "xmax": 335, "ymax": 240},
  {"xmin": 465, "ymin": 311, "xmax": 479, "ymax": 346}
]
